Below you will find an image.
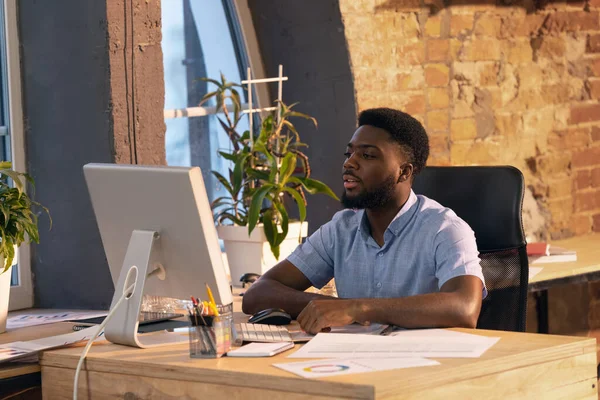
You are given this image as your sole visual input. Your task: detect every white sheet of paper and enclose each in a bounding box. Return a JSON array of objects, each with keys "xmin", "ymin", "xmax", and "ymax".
[
  {"xmin": 289, "ymin": 331, "xmax": 499, "ymax": 359},
  {"xmin": 529, "ymin": 267, "xmax": 543, "ymax": 279},
  {"xmin": 273, "ymin": 357, "xmax": 439, "ymax": 378},
  {"xmin": 289, "ymin": 323, "xmax": 388, "ymax": 342},
  {"xmin": 0, "ymin": 326, "xmax": 105, "ymax": 363},
  {"xmin": 7, "ymin": 310, "xmax": 108, "ymax": 329}
]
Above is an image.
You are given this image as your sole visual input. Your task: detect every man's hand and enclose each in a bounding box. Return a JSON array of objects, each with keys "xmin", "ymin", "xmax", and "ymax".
[{"xmin": 297, "ymin": 299, "xmax": 364, "ymax": 334}]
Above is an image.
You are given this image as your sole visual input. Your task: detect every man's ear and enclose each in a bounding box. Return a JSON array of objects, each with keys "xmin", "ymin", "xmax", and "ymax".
[{"xmin": 398, "ymin": 164, "xmax": 414, "ymax": 182}]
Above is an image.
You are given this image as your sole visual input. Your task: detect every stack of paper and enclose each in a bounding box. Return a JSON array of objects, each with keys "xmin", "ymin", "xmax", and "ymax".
[{"xmin": 273, "ymin": 329, "xmax": 499, "ymax": 379}]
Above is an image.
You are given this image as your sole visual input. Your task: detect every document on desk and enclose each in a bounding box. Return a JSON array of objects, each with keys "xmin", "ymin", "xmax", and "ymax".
[
  {"xmin": 273, "ymin": 357, "xmax": 439, "ymax": 379},
  {"xmin": 7, "ymin": 310, "xmax": 108, "ymax": 329},
  {"xmin": 0, "ymin": 326, "xmax": 105, "ymax": 363},
  {"xmin": 289, "ymin": 330, "xmax": 500, "ymax": 359}
]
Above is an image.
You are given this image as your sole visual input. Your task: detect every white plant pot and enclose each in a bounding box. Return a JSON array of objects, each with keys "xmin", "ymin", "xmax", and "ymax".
[
  {"xmin": 218, "ymin": 221, "xmax": 308, "ymax": 287},
  {"xmin": 0, "ymin": 265, "xmax": 11, "ymax": 334}
]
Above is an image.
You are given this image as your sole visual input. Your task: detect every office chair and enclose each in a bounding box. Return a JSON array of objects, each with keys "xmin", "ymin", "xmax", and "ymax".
[{"xmin": 413, "ymin": 166, "xmax": 528, "ymax": 332}]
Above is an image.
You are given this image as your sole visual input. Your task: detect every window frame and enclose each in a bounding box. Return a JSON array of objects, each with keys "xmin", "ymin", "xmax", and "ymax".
[{"xmin": 2, "ymin": 0, "xmax": 33, "ymax": 311}]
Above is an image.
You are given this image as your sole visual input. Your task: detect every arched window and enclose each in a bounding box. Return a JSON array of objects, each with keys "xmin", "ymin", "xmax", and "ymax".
[{"xmin": 162, "ymin": 0, "xmax": 267, "ymax": 203}]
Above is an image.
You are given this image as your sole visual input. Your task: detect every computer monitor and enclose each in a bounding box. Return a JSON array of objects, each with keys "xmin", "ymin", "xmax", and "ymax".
[{"xmin": 83, "ymin": 163, "xmax": 233, "ymax": 348}]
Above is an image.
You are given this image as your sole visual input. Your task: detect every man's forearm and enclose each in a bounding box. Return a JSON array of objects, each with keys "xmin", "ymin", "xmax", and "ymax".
[
  {"xmin": 242, "ymin": 278, "xmax": 335, "ymax": 318},
  {"xmin": 353, "ymin": 291, "xmax": 480, "ymax": 329}
]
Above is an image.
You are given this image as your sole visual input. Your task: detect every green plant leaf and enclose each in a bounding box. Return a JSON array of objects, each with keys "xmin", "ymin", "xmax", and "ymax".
[
  {"xmin": 282, "ymin": 187, "xmax": 306, "ymax": 222},
  {"xmin": 218, "ymin": 212, "xmax": 246, "ymax": 226},
  {"xmin": 232, "ymin": 153, "xmax": 249, "ymax": 195},
  {"xmin": 291, "ymin": 177, "xmax": 339, "ymax": 201},
  {"xmin": 246, "ymin": 168, "xmax": 269, "ymax": 181},
  {"xmin": 211, "ymin": 171, "xmax": 233, "ymax": 195},
  {"xmin": 198, "ymin": 90, "xmax": 218, "ymax": 106},
  {"xmin": 262, "ymin": 208, "xmax": 278, "ymax": 257},
  {"xmin": 279, "ymin": 153, "xmax": 297, "ymax": 186},
  {"xmin": 218, "ymin": 151, "xmax": 237, "ymax": 162},
  {"xmin": 248, "ymin": 184, "xmax": 274, "ymax": 235},
  {"xmin": 273, "ymin": 201, "xmax": 289, "ymax": 247}
]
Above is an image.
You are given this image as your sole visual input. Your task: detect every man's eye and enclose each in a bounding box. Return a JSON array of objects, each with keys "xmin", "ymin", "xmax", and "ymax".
[
  {"xmin": 344, "ymin": 152, "xmax": 352, "ymax": 158},
  {"xmin": 362, "ymin": 153, "xmax": 375, "ymax": 159}
]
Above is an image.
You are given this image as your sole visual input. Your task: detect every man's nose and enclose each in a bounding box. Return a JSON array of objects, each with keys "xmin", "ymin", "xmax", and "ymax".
[{"xmin": 343, "ymin": 154, "xmax": 358, "ymax": 170}]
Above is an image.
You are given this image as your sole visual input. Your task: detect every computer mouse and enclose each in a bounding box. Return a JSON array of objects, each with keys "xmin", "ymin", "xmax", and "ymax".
[
  {"xmin": 248, "ymin": 308, "xmax": 292, "ymax": 325},
  {"xmin": 240, "ymin": 272, "xmax": 261, "ymax": 287}
]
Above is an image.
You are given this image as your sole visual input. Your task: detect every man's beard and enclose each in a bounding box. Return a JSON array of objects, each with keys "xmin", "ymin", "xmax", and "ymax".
[{"xmin": 341, "ymin": 174, "xmax": 397, "ymax": 210}]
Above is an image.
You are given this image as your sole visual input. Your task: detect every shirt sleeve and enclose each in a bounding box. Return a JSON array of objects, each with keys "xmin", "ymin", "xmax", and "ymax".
[
  {"xmin": 434, "ymin": 220, "xmax": 487, "ymax": 298},
  {"xmin": 286, "ymin": 220, "xmax": 335, "ymax": 289}
]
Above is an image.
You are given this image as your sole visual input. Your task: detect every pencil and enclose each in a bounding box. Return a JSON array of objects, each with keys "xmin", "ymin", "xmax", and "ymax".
[{"xmin": 205, "ymin": 282, "xmax": 216, "ymax": 306}]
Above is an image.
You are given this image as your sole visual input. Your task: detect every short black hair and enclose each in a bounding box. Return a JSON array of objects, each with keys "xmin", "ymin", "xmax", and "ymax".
[{"xmin": 358, "ymin": 108, "xmax": 429, "ymax": 175}]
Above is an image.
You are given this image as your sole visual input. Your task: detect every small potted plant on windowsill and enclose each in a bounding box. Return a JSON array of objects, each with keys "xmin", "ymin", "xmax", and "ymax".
[
  {"xmin": 0, "ymin": 162, "xmax": 50, "ymax": 333},
  {"xmin": 200, "ymin": 73, "xmax": 338, "ymax": 285}
]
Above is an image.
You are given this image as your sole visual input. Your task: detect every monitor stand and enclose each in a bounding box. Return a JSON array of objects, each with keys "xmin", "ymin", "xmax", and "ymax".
[{"xmin": 104, "ymin": 230, "xmax": 186, "ymax": 348}]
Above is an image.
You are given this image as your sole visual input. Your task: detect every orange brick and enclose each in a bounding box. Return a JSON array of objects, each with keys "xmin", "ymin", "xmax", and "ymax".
[
  {"xmin": 592, "ymin": 0, "xmax": 600, "ymax": 8},
  {"xmin": 427, "ymin": 110, "xmax": 450, "ymax": 131},
  {"xmin": 547, "ymin": 198, "xmax": 574, "ymax": 223},
  {"xmin": 576, "ymin": 190, "xmax": 600, "ymax": 212},
  {"xmin": 427, "ymin": 87, "xmax": 450, "ymax": 109},
  {"xmin": 495, "ymin": 113, "xmax": 522, "ymax": 137},
  {"xmin": 592, "ymin": 167, "xmax": 600, "ymax": 187},
  {"xmin": 576, "ymin": 169, "xmax": 591, "ymax": 190},
  {"xmin": 462, "ymin": 39, "xmax": 502, "ymax": 61},
  {"xmin": 451, "ymin": 118, "xmax": 477, "ymax": 141},
  {"xmin": 588, "ymin": 79, "xmax": 600, "ymax": 100},
  {"xmin": 587, "ymin": 34, "xmax": 600, "ymax": 53},
  {"xmin": 400, "ymin": 41, "xmax": 426, "ymax": 66},
  {"xmin": 547, "ymin": 178, "xmax": 574, "ymax": 198},
  {"xmin": 506, "ymin": 40, "xmax": 533, "ymax": 64},
  {"xmin": 390, "ymin": 92, "xmax": 427, "ymax": 115},
  {"xmin": 478, "ymin": 62, "xmax": 499, "ymax": 86},
  {"xmin": 425, "ymin": 63, "xmax": 450, "ymax": 87},
  {"xmin": 588, "ymin": 58, "xmax": 600, "ymax": 77},
  {"xmin": 393, "ymin": 69, "xmax": 425, "ymax": 90},
  {"xmin": 572, "ymin": 147, "xmax": 600, "ymax": 168},
  {"xmin": 548, "ymin": 127, "xmax": 592, "ymax": 150},
  {"xmin": 449, "ymin": 39, "xmax": 463, "ymax": 61},
  {"xmin": 570, "ymin": 104, "xmax": 600, "ymax": 125},
  {"xmin": 425, "ymin": 15, "xmax": 443, "ymax": 38},
  {"xmin": 571, "ymin": 214, "xmax": 592, "ymax": 236},
  {"xmin": 530, "ymin": 153, "xmax": 572, "ymax": 175},
  {"xmin": 592, "ymin": 126, "xmax": 600, "ymax": 141},
  {"xmin": 427, "ymin": 39, "xmax": 450, "ymax": 61},
  {"xmin": 450, "ymin": 14, "xmax": 474, "ymax": 37},
  {"xmin": 542, "ymin": 12, "xmax": 599, "ymax": 33},
  {"xmin": 473, "ymin": 14, "xmax": 502, "ymax": 37},
  {"xmin": 538, "ymin": 37, "xmax": 567, "ymax": 59}
]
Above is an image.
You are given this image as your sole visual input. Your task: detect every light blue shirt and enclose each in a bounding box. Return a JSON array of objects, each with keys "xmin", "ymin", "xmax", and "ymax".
[{"xmin": 287, "ymin": 190, "xmax": 487, "ymax": 299}]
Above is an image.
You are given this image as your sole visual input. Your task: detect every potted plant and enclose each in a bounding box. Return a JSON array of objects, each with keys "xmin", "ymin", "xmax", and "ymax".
[
  {"xmin": 0, "ymin": 162, "xmax": 50, "ymax": 333},
  {"xmin": 200, "ymin": 74, "xmax": 338, "ymax": 284}
]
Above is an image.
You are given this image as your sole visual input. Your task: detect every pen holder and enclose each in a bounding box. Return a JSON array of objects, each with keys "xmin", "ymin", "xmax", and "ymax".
[{"xmin": 189, "ymin": 304, "xmax": 233, "ymax": 359}]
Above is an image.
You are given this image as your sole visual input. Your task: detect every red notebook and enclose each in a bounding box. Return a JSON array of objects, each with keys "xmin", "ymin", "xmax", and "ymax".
[{"xmin": 526, "ymin": 242, "xmax": 550, "ymax": 256}]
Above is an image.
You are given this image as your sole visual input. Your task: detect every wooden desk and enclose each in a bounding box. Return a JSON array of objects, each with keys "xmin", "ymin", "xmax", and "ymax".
[
  {"xmin": 527, "ymin": 233, "xmax": 600, "ymax": 333},
  {"xmin": 40, "ymin": 329, "xmax": 597, "ymax": 400},
  {"xmin": 0, "ymin": 319, "xmax": 75, "ymax": 399},
  {"xmin": 0, "ymin": 320, "xmax": 76, "ymax": 379},
  {"xmin": 529, "ymin": 233, "xmax": 600, "ymax": 292}
]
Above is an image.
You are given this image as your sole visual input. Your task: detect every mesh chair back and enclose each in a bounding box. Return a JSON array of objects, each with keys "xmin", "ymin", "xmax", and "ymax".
[{"xmin": 413, "ymin": 166, "xmax": 528, "ymax": 332}]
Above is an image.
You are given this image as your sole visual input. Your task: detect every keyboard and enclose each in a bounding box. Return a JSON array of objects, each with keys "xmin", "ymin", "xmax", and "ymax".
[{"xmin": 235, "ymin": 323, "xmax": 293, "ymax": 343}]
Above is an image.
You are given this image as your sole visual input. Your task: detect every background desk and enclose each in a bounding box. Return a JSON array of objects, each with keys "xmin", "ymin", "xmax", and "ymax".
[
  {"xmin": 40, "ymin": 329, "xmax": 596, "ymax": 400},
  {"xmin": 0, "ymin": 320, "xmax": 75, "ymax": 399},
  {"xmin": 528, "ymin": 233, "xmax": 600, "ymax": 333}
]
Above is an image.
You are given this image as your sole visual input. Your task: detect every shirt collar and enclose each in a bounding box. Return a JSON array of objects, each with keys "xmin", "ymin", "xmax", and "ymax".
[{"xmin": 357, "ymin": 190, "xmax": 419, "ymax": 241}]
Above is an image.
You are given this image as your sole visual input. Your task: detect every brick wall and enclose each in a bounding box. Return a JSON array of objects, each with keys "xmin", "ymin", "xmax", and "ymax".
[{"xmin": 339, "ymin": 0, "xmax": 600, "ymax": 240}]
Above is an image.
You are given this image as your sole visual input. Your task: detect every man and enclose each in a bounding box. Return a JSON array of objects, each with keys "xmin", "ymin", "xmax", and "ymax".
[{"xmin": 242, "ymin": 107, "xmax": 486, "ymax": 334}]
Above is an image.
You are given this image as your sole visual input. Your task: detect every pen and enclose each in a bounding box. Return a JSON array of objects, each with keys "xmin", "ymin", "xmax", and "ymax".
[{"xmin": 205, "ymin": 283, "xmax": 219, "ymax": 316}]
